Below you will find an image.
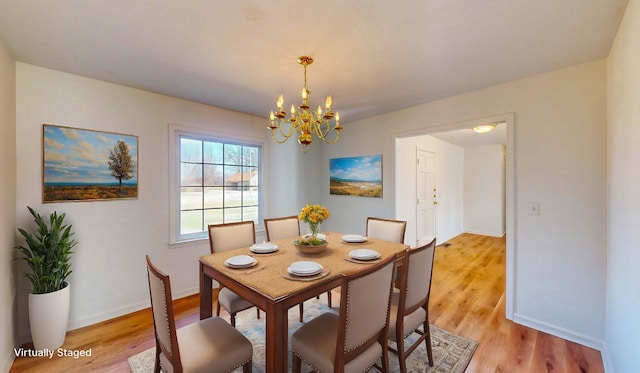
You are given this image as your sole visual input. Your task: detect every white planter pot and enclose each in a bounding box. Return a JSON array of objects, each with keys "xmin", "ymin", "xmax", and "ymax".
[{"xmin": 28, "ymin": 282, "xmax": 71, "ymax": 350}]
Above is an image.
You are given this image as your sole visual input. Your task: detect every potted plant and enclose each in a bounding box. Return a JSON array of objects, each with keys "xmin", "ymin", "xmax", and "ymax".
[{"xmin": 15, "ymin": 206, "xmax": 77, "ymax": 350}]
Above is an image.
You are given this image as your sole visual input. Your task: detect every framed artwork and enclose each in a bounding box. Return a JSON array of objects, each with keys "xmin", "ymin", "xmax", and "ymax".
[
  {"xmin": 329, "ymin": 154, "xmax": 382, "ymax": 197},
  {"xmin": 42, "ymin": 124, "xmax": 138, "ymax": 202}
]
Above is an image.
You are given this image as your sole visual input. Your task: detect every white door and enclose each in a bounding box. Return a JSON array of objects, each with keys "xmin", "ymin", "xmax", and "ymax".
[{"xmin": 416, "ymin": 148, "xmax": 437, "ymax": 243}]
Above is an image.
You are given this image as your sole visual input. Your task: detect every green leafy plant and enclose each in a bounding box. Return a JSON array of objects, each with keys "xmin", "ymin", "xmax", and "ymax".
[
  {"xmin": 294, "ymin": 236, "xmax": 327, "ymax": 246},
  {"xmin": 14, "ymin": 206, "xmax": 77, "ymax": 294}
]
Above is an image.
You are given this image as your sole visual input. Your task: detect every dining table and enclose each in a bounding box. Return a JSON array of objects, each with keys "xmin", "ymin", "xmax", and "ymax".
[{"xmin": 199, "ymin": 231, "xmax": 409, "ymax": 373}]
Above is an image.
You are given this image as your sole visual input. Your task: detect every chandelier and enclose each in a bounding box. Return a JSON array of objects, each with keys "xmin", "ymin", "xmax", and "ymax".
[{"xmin": 268, "ymin": 56, "xmax": 342, "ymax": 152}]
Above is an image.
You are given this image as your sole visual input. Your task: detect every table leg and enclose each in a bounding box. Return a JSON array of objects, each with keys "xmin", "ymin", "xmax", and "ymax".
[
  {"xmin": 199, "ymin": 262, "xmax": 213, "ymax": 320},
  {"xmin": 265, "ymin": 302, "xmax": 288, "ymax": 373}
]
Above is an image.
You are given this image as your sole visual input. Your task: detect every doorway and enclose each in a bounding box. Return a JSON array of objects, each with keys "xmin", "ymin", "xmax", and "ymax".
[{"xmin": 394, "ymin": 113, "xmax": 515, "ymax": 319}]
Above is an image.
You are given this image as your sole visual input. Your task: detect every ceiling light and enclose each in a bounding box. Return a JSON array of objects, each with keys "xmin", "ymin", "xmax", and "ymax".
[
  {"xmin": 472, "ymin": 124, "xmax": 496, "ymax": 134},
  {"xmin": 268, "ymin": 56, "xmax": 342, "ymax": 152}
]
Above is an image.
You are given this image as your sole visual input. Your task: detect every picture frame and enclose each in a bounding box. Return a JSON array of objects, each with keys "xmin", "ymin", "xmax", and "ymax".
[
  {"xmin": 42, "ymin": 124, "xmax": 138, "ymax": 202},
  {"xmin": 329, "ymin": 154, "xmax": 382, "ymax": 197}
]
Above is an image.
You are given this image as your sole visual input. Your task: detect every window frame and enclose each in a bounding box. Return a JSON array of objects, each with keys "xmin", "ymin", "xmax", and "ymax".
[{"xmin": 169, "ymin": 124, "xmax": 264, "ymax": 246}]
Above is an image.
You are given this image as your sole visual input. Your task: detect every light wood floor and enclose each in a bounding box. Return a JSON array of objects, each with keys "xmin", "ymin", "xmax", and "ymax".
[{"xmin": 10, "ymin": 233, "xmax": 604, "ymax": 372}]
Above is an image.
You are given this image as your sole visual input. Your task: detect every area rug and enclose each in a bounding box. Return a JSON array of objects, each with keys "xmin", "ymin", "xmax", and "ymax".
[{"xmin": 128, "ymin": 298, "xmax": 477, "ymax": 373}]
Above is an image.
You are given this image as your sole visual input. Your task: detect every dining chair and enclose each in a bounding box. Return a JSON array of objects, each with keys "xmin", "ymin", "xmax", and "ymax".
[
  {"xmin": 263, "ymin": 215, "xmax": 332, "ymax": 320},
  {"xmin": 387, "ymin": 236, "xmax": 437, "ymax": 372},
  {"xmin": 291, "ymin": 254, "xmax": 396, "ymax": 373},
  {"xmin": 263, "ymin": 215, "xmax": 300, "ymax": 241},
  {"xmin": 208, "ymin": 221, "xmax": 260, "ymax": 327},
  {"xmin": 366, "ymin": 217, "xmax": 407, "ymax": 244},
  {"xmin": 146, "ymin": 255, "xmax": 253, "ymax": 373}
]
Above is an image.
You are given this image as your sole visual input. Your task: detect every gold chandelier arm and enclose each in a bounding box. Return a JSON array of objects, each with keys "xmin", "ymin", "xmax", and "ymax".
[
  {"xmin": 314, "ymin": 122, "xmax": 341, "ymax": 144},
  {"xmin": 270, "ymin": 119, "xmax": 297, "ymax": 143},
  {"xmin": 321, "ymin": 132, "xmax": 341, "ymax": 144},
  {"xmin": 311, "ymin": 120, "xmax": 330, "ymax": 137},
  {"xmin": 271, "ymin": 129, "xmax": 292, "ymax": 143}
]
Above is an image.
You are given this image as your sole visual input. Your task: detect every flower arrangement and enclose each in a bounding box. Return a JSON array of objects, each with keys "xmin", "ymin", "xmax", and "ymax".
[{"xmin": 296, "ymin": 204, "xmax": 329, "ymax": 246}]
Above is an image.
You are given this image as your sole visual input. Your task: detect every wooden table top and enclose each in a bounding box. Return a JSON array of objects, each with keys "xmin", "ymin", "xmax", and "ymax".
[{"xmin": 199, "ymin": 231, "xmax": 408, "ymax": 300}]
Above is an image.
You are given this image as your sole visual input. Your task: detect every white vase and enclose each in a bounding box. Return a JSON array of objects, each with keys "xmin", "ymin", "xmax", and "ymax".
[{"xmin": 28, "ymin": 282, "xmax": 71, "ymax": 350}]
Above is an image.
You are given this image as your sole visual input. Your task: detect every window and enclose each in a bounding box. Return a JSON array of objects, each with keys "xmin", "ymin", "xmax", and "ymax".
[{"xmin": 173, "ymin": 131, "xmax": 262, "ymax": 242}]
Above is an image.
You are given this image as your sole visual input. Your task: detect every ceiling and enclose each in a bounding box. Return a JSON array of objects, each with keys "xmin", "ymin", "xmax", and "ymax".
[{"xmin": 0, "ymin": 0, "xmax": 628, "ymax": 147}]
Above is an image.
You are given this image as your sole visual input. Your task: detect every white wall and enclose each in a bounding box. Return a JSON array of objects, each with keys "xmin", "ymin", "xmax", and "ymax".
[
  {"xmin": 464, "ymin": 145, "xmax": 505, "ymax": 237},
  {"xmin": 14, "ymin": 63, "xmax": 299, "ymax": 343},
  {"xmin": 605, "ymin": 0, "xmax": 640, "ymax": 371},
  {"xmin": 321, "ymin": 60, "xmax": 607, "ymax": 348},
  {"xmin": 263, "ymin": 137, "xmax": 304, "ymax": 219},
  {"xmin": 0, "ymin": 37, "xmax": 17, "ymax": 373},
  {"xmin": 396, "ymin": 134, "xmax": 464, "ymax": 246},
  {"xmin": 316, "ymin": 122, "xmax": 398, "ymax": 236}
]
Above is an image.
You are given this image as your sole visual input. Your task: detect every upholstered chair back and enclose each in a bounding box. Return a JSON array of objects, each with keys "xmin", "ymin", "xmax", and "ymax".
[
  {"xmin": 366, "ymin": 217, "xmax": 407, "ymax": 243},
  {"xmin": 208, "ymin": 221, "xmax": 256, "ymax": 253},
  {"xmin": 146, "ymin": 256, "xmax": 180, "ymax": 371},
  {"xmin": 264, "ymin": 216, "xmax": 300, "ymax": 241},
  {"xmin": 404, "ymin": 237, "xmax": 436, "ymax": 310},
  {"xmin": 342, "ymin": 256, "xmax": 395, "ymax": 353}
]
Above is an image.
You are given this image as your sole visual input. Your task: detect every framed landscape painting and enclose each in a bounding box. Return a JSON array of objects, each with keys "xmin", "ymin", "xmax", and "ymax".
[
  {"xmin": 329, "ymin": 154, "xmax": 382, "ymax": 197},
  {"xmin": 42, "ymin": 124, "xmax": 138, "ymax": 202}
]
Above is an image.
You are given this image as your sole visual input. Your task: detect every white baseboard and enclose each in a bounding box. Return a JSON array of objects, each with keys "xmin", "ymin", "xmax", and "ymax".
[
  {"xmin": 600, "ymin": 342, "xmax": 615, "ymax": 373},
  {"xmin": 463, "ymin": 229, "xmax": 505, "ymax": 238},
  {"xmin": 436, "ymin": 232, "xmax": 461, "ymax": 246},
  {"xmin": 513, "ymin": 313, "xmax": 604, "ymax": 351},
  {"xmin": 18, "ymin": 287, "xmax": 200, "ymax": 345},
  {"xmin": 67, "ymin": 286, "xmax": 199, "ymax": 331},
  {"xmin": 67, "ymin": 300, "xmax": 149, "ymax": 331}
]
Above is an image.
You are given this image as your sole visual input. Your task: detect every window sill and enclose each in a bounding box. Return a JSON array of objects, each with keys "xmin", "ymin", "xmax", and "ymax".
[
  {"xmin": 169, "ymin": 237, "xmax": 208, "ymax": 250},
  {"xmin": 169, "ymin": 227, "xmax": 265, "ymax": 249}
]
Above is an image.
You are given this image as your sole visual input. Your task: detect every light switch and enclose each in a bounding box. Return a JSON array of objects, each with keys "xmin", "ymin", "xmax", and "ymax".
[{"xmin": 528, "ymin": 202, "xmax": 540, "ymax": 215}]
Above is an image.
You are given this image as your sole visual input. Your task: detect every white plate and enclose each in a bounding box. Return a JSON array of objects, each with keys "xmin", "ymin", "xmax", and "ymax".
[
  {"xmin": 224, "ymin": 255, "xmax": 257, "ymax": 268},
  {"xmin": 250, "ymin": 242, "xmax": 279, "ymax": 253},
  {"xmin": 288, "ymin": 261, "xmax": 323, "ymax": 276},
  {"xmin": 342, "ymin": 234, "xmax": 367, "ymax": 243},
  {"xmin": 349, "ymin": 249, "xmax": 381, "ymax": 261},
  {"xmin": 288, "ymin": 266, "xmax": 323, "ymax": 277}
]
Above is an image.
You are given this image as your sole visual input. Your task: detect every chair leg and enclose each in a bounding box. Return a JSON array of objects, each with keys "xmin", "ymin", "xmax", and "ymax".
[
  {"xmin": 216, "ymin": 301, "xmax": 221, "ymax": 317},
  {"xmin": 243, "ymin": 359, "xmax": 252, "ymax": 373},
  {"xmin": 326, "ymin": 291, "xmax": 332, "ymax": 307},
  {"xmin": 380, "ymin": 339, "xmax": 390, "ymax": 373},
  {"xmin": 154, "ymin": 347, "xmax": 161, "ymax": 373},
  {"xmin": 230, "ymin": 312, "xmax": 237, "ymax": 327},
  {"xmin": 292, "ymin": 353, "xmax": 302, "ymax": 373},
  {"xmin": 397, "ymin": 337, "xmax": 407, "ymax": 373},
  {"xmin": 424, "ymin": 322, "xmax": 434, "ymax": 366},
  {"xmin": 299, "ymin": 303, "xmax": 304, "ymax": 322},
  {"xmin": 256, "ymin": 307, "xmax": 260, "ymax": 319}
]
